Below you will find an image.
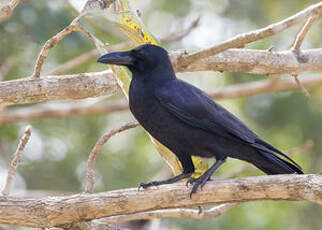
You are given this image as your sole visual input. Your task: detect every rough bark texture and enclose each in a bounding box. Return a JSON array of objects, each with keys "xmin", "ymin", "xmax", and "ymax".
[
  {"xmin": 173, "ymin": 48, "xmax": 322, "ymax": 75},
  {"xmin": 0, "ymin": 174, "xmax": 320, "ymax": 228},
  {"xmin": 0, "ymin": 70, "xmax": 117, "ymax": 105}
]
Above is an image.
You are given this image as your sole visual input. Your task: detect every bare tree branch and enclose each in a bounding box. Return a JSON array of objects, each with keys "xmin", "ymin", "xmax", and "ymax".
[
  {"xmin": 1, "ymin": 125, "xmax": 32, "ymax": 196},
  {"xmin": 96, "ymin": 202, "xmax": 238, "ymax": 224},
  {"xmin": 0, "ymin": 174, "xmax": 320, "ymax": 228},
  {"xmin": 32, "ymin": 16, "xmax": 83, "ymax": 78},
  {"xmin": 287, "ymin": 13, "xmax": 319, "ymax": 99},
  {"xmin": 291, "ymin": 14, "xmax": 320, "ymax": 54},
  {"xmin": 85, "ymin": 122, "xmax": 139, "ymax": 193},
  {"xmin": 292, "ymin": 74, "xmax": 311, "ymax": 98},
  {"xmin": 172, "ymin": 48, "xmax": 322, "ymax": 75},
  {"xmin": 0, "ymin": 70, "xmax": 117, "ymax": 106},
  {"xmin": 0, "ymin": 0, "xmax": 21, "ymax": 23},
  {"xmin": 174, "ymin": 2, "xmax": 322, "ymax": 70}
]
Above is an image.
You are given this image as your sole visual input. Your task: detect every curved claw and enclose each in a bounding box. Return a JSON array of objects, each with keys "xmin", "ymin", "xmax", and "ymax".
[
  {"xmin": 188, "ymin": 175, "xmax": 212, "ymax": 197},
  {"xmin": 190, "ymin": 183, "xmax": 200, "ymax": 198}
]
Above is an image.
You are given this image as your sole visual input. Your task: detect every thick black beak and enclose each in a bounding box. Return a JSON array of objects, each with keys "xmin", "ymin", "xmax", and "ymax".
[{"xmin": 97, "ymin": 51, "xmax": 134, "ymax": 66}]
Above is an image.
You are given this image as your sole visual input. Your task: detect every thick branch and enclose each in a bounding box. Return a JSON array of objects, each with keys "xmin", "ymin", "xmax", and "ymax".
[
  {"xmin": 0, "ymin": 174, "xmax": 320, "ymax": 228},
  {"xmin": 173, "ymin": 48, "xmax": 322, "ymax": 75},
  {"xmin": 0, "ymin": 71, "xmax": 117, "ymax": 106}
]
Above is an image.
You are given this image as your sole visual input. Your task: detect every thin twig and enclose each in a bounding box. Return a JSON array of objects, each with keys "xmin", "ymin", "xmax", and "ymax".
[
  {"xmin": 0, "ymin": 0, "xmax": 21, "ymax": 23},
  {"xmin": 291, "ymin": 14, "xmax": 320, "ymax": 54},
  {"xmin": 1, "ymin": 174, "xmax": 321, "ymax": 228},
  {"xmin": 96, "ymin": 202, "xmax": 239, "ymax": 224},
  {"xmin": 175, "ymin": 2, "xmax": 322, "ymax": 70},
  {"xmin": 32, "ymin": 16, "xmax": 82, "ymax": 78},
  {"xmin": 292, "ymin": 74, "xmax": 311, "ymax": 98},
  {"xmin": 1, "ymin": 125, "xmax": 32, "ymax": 196},
  {"xmin": 85, "ymin": 122, "xmax": 139, "ymax": 193},
  {"xmin": 0, "ymin": 70, "xmax": 117, "ymax": 106}
]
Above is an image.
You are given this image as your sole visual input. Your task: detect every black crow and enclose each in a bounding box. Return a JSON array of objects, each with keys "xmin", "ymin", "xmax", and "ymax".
[{"xmin": 97, "ymin": 44, "xmax": 303, "ymax": 196}]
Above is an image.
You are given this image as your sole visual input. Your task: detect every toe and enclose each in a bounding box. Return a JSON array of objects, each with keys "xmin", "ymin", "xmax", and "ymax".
[
  {"xmin": 189, "ymin": 183, "xmax": 200, "ymax": 198},
  {"xmin": 186, "ymin": 177, "xmax": 196, "ymax": 186}
]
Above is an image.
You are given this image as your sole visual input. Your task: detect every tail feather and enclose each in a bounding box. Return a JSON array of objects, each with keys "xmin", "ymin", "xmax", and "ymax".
[
  {"xmin": 252, "ymin": 143, "xmax": 303, "ymax": 175},
  {"xmin": 255, "ymin": 139, "xmax": 302, "ymax": 169}
]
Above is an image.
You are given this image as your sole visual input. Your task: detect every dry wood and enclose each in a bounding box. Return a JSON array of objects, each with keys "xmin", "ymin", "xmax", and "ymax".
[
  {"xmin": 1, "ymin": 125, "xmax": 32, "ymax": 196},
  {"xmin": 0, "ymin": 0, "xmax": 21, "ymax": 23},
  {"xmin": 175, "ymin": 2, "xmax": 322, "ymax": 70},
  {"xmin": 0, "ymin": 174, "xmax": 320, "ymax": 228},
  {"xmin": 292, "ymin": 74, "xmax": 311, "ymax": 98},
  {"xmin": 0, "ymin": 70, "xmax": 117, "ymax": 106},
  {"xmin": 291, "ymin": 14, "xmax": 320, "ymax": 54},
  {"xmin": 32, "ymin": 16, "xmax": 82, "ymax": 78},
  {"xmin": 172, "ymin": 48, "xmax": 322, "ymax": 75},
  {"xmin": 49, "ymin": 47, "xmax": 322, "ymax": 77},
  {"xmin": 85, "ymin": 122, "xmax": 139, "ymax": 193}
]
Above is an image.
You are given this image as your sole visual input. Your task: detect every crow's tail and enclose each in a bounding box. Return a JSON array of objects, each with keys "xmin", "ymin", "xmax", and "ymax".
[{"xmin": 251, "ymin": 143, "xmax": 303, "ymax": 175}]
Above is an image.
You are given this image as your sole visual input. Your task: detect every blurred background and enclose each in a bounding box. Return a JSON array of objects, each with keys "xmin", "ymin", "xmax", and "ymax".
[{"xmin": 0, "ymin": 0, "xmax": 321, "ymax": 229}]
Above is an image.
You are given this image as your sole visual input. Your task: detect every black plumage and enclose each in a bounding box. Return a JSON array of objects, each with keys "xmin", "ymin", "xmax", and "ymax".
[{"xmin": 97, "ymin": 44, "xmax": 303, "ymax": 196}]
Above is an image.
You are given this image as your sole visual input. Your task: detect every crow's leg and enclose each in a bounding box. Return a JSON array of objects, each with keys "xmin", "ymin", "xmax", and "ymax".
[
  {"xmin": 139, "ymin": 153, "xmax": 194, "ymax": 189},
  {"xmin": 138, "ymin": 172, "xmax": 191, "ymax": 189},
  {"xmin": 187, "ymin": 157, "xmax": 227, "ymax": 197}
]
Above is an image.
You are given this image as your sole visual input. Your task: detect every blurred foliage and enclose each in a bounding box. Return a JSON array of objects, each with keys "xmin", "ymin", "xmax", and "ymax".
[{"xmin": 0, "ymin": 0, "xmax": 321, "ymax": 229}]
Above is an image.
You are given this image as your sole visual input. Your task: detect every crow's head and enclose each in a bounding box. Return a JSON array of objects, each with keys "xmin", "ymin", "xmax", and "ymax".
[{"xmin": 97, "ymin": 44, "xmax": 174, "ymax": 78}]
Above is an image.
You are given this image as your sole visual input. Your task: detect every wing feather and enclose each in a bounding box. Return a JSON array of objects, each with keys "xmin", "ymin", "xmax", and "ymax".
[{"xmin": 155, "ymin": 79, "xmax": 301, "ymax": 168}]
